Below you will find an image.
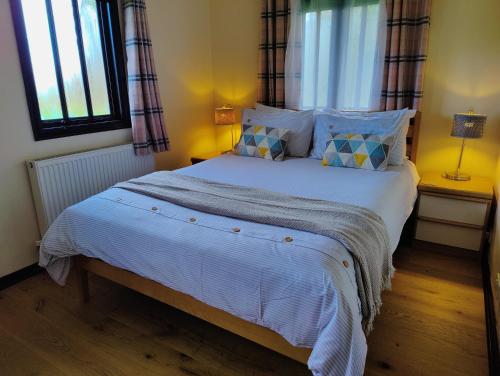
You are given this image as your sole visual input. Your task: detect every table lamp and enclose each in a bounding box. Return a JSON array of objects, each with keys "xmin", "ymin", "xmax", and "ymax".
[
  {"xmin": 215, "ymin": 105, "xmax": 236, "ymax": 152},
  {"xmin": 444, "ymin": 110, "xmax": 487, "ymax": 181}
]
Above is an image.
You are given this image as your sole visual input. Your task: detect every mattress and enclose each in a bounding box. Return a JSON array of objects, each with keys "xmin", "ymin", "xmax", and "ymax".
[{"xmin": 39, "ymin": 154, "xmax": 419, "ymax": 376}]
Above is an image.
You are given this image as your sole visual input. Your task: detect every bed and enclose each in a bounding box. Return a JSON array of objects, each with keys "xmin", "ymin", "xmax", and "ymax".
[{"xmin": 39, "ymin": 114, "xmax": 420, "ymax": 375}]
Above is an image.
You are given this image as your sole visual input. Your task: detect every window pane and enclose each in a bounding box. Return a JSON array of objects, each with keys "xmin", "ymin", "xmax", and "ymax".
[
  {"xmin": 359, "ymin": 4, "xmax": 380, "ymax": 106},
  {"xmin": 302, "ymin": 12, "xmax": 317, "ymax": 109},
  {"xmin": 316, "ymin": 10, "xmax": 332, "ymax": 108},
  {"xmin": 51, "ymin": 0, "xmax": 88, "ymax": 118},
  {"xmin": 20, "ymin": 0, "xmax": 62, "ymax": 120},
  {"xmin": 340, "ymin": 4, "xmax": 380, "ymax": 109},
  {"xmin": 345, "ymin": 6, "xmax": 362, "ymax": 108},
  {"xmin": 78, "ymin": 0, "xmax": 111, "ymax": 116}
]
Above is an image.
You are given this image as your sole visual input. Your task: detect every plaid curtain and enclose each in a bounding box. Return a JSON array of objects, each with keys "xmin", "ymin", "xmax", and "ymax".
[
  {"xmin": 123, "ymin": 0, "xmax": 169, "ymax": 155},
  {"xmin": 257, "ymin": 0, "xmax": 291, "ymax": 108},
  {"xmin": 380, "ymin": 0, "xmax": 432, "ymax": 110}
]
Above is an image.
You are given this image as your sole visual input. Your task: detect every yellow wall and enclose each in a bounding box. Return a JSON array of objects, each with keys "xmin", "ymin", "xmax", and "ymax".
[
  {"xmin": 209, "ymin": 0, "xmax": 260, "ymax": 150},
  {"xmin": 0, "ymin": 0, "xmax": 216, "ymax": 277},
  {"xmin": 418, "ymin": 0, "xmax": 500, "ymax": 180},
  {"xmin": 148, "ymin": 0, "xmax": 216, "ymax": 171}
]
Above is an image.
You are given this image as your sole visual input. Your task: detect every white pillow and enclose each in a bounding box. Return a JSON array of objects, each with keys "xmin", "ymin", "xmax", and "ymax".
[
  {"xmin": 254, "ymin": 103, "xmax": 294, "ymax": 114},
  {"xmin": 310, "ymin": 109, "xmax": 415, "ymax": 165},
  {"xmin": 392, "ymin": 109, "xmax": 416, "ymax": 164},
  {"xmin": 242, "ymin": 108, "xmax": 314, "ymax": 157}
]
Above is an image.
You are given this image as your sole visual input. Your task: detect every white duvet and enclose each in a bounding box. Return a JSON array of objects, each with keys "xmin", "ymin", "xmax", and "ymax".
[{"xmin": 39, "ymin": 154, "xmax": 419, "ymax": 376}]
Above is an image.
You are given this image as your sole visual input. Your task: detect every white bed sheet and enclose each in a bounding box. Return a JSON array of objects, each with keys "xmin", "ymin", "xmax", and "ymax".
[{"xmin": 179, "ymin": 154, "xmax": 419, "ymax": 253}]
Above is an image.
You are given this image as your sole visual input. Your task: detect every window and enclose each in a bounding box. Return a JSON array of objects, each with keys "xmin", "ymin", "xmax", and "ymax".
[
  {"xmin": 287, "ymin": 0, "xmax": 386, "ymax": 110},
  {"xmin": 10, "ymin": 0, "xmax": 129, "ymax": 140}
]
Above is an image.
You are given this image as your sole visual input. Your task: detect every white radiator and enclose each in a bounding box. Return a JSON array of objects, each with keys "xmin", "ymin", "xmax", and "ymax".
[{"xmin": 27, "ymin": 144, "xmax": 155, "ymax": 235}]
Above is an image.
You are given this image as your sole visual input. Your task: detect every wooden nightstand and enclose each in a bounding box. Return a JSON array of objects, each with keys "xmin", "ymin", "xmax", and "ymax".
[
  {"xmin": 415, "ymin": 172, "xmax": 494, "ymax": 253},
  {"xmin": 190, "ymin": 151, "xmax": 222, "ymax": 165}
]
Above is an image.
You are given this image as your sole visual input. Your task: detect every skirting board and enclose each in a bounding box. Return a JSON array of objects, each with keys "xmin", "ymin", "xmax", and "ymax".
[{"xmin": 0, "ymin": 263, "xmax": 42, "ymax": 291}]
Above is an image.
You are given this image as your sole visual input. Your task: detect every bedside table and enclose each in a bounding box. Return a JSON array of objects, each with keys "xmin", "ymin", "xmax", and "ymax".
[
  {"xmin": 415, "ymin": 172, "xmax": 494, "ymax": 253},
  {"xmin": 190, "ymin": 151, "xmax": 223, "ymax": 165}
]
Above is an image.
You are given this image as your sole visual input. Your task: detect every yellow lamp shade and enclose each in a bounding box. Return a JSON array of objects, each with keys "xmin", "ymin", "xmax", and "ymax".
[{"xmin": 215, "ymin": 105, "xmax": 235, "ymax": 125}]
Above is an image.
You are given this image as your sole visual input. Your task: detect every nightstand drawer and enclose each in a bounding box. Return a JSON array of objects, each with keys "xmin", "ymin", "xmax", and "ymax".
[
  {"xmin": 415, "ymin": 220, "xmax": 482, "ymax": 251},
  {"xmin": 418, "ymin": 194, "xmax": 487, "ymax": 226}
]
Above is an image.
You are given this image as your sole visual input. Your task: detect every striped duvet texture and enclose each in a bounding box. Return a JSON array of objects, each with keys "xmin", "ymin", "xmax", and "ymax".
[{"xmin": 39, "ymin": 172, "xmax": 392, "ymax": 375}]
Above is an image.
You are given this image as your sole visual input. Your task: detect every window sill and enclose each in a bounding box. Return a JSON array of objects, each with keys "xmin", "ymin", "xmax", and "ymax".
[{"xmin": 33, "ymin": 119, "xmax": 131, "ymax": 141}]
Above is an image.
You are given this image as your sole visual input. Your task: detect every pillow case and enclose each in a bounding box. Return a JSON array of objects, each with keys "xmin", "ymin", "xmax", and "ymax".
[
  {"xmin": 254, "ymin": 103, "xmax": 295, "ymax": 114},
  {"xmin": 234, "ymin": 124, "xmax": 290, "ymax": 161},
  {"xmin": 310, "ymin": 109, "xmax": 415, "ymax": 165},
  {"xmin": 322, "ymin": 133, "xmax": 394, "ymax": 171},
  {"xmin": 390, "ymin": 109, "xmax": 416, "ymax": 164},
  {"xmin": 242, "ymin": 108, "xmax": 314, "ymax": 157}
]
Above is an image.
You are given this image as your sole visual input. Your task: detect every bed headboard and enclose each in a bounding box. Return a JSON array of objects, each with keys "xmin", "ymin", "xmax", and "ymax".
[{"xmin": 407, "ymin": 111, "xmax": 421, "ymax": 163}]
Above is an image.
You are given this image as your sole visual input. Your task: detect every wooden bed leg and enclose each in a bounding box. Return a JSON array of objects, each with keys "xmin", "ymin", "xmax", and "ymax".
[{"xmin": 75, "ymin": 259, "xmax": 90, "ymax": 303}]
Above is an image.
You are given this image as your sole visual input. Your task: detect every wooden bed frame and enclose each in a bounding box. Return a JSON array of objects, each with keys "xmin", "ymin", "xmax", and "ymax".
[{"xmin": 75, "ymin": 112, "xmax": 421, "ymax": 365}]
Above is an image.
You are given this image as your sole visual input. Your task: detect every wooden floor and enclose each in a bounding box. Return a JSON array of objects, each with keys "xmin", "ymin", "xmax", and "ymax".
[{"xmin": 0, "ymin": 245, "xmax": 488, "ymax": 375}]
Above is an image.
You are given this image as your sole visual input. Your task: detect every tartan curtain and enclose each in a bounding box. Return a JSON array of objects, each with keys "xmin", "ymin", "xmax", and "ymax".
[
  {"xmin": 257, "ymin": 0, "xmax": 291, "ymax": 108},
  {"xmin": 380, "ymin": 0, "xmax": 432, "ymax": 110},
  {"xmin": 123, "ymin": 0, "xmax": 169, "ymax": 155}
]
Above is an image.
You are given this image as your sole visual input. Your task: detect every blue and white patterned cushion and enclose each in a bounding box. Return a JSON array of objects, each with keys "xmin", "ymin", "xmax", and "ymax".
[
  {"xmin": 322, "ymin": 133, "xmax": 394, "ymax": 171},
  {"xmin": 234, "ymin": 124, "xmax": 290, "ymax": 161}
]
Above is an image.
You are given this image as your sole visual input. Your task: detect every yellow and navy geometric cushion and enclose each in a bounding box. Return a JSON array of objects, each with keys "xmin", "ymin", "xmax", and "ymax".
[
  {"xmin": 234, "ymin": 124, "xmax": 290, "ymax": 161},
  {"xmin": 322, "ymin": 133, "xmax": 394, "ymax": 171}
]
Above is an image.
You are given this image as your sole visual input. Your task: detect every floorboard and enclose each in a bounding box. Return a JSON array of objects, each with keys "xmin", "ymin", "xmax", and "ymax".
[{"xmin": 0, "ymin": 245, "xmax": 488, "ymax": 375}]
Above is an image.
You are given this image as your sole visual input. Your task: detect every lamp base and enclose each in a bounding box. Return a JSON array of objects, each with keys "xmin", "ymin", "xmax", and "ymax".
[{"xmin": 443, "ymin": 171, "xmax": 471, "ymax": 181}]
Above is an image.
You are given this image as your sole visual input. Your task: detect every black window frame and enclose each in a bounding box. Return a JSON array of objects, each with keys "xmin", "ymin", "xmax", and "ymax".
[{"xmin": 10, "ymin": 0, "xmax": 130, "ymax": 141}]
